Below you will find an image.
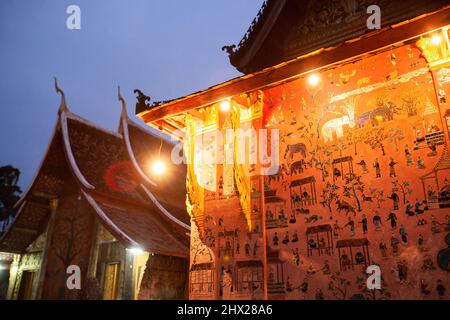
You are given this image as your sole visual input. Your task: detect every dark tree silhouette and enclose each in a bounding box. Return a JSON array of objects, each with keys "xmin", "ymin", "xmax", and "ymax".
[
  {"xmin": 0, "ymin": 165, "xmax": 22, "ymax": 221},
  {"xmin": 342, "ymin": 173, "xmax": 365, "ymax": 212}
]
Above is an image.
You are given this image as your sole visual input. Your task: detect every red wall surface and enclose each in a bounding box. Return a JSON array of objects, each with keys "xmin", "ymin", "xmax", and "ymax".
[{"xmin": 189, "ymin": 43, "xmax": 450, "ymax": 300}]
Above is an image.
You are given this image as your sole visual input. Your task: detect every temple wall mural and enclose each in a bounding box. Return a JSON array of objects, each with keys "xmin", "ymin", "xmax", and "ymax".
[
  {"xmin": 41, "ymin": 185, "xmax": 96, "ymax": 300},
  {"xmin": 188, "ymin": 42, "xmax": 450, "ymax": 300}
]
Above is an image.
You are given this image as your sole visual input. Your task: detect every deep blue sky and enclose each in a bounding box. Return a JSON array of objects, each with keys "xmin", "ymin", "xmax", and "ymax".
[{"xmin": 0, "ymin": 0, "xmax": 264, "ymax": 190}]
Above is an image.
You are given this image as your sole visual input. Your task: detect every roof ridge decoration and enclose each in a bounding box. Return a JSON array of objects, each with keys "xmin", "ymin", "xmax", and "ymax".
[
  {"xmin": 222, "ymin": 0, "xmax": 271, "ymax": 56},
  {"xmin": 54, "ymin": 77, "xmax": 68, "ymax": 114}
]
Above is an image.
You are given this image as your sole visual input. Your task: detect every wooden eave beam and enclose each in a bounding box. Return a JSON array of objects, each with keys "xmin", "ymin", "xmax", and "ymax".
[{"xmin": 138, "ymin": 7, "xmax": 450, "ymax": 123}]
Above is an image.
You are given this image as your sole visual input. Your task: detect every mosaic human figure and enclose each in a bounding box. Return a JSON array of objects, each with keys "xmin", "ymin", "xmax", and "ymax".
[
  {"xmin": 373, "ymin": 212, "xmax": 382, "ymax": 231},
  {"xmin": 292, "ymin": 231, "xmax": 299, "ymax": 243},
  {"xmin": 315, "ymin": 289, "xmax": 325, "ymax": 300},
  {"xmin": 389, "ymin": 157, "xmax": 398, "ymax": 177},
  {"xmin": 387, "ymin": 211, "xmax": 398, "ymax": 229},
  {"xmin": 308, "ymin": 238, "xmax": 317, "ymax": 249},
  {"xmin": 289, "ymin": 213, "xmax": 296, "ymax": 224},
  {"xmin": 405, "ymin": 201, "xmax": 414, "ymax": 216},
  {"xmin": 427, "ymin": 185, "xmax": 436, "ymax": 199},
  {"xmin": 391, "ymin": 234, "xmax": 400, "ymax": 255},
  {"xmin": 322, "ymin": 260, "xmax": 331, "ymax": 275},
  {"xmin": 431, "ymin": 215, "xmax": 442, "ymax": 234},
  {"xmin": 417, "ymin": 156, "xmax": 426, "ymax": 169},
  {"xmin": 437, "ymin": 280, "xmax": 446, "ymax": 299},
  {"xmin": 359, "ymin": 214, "xmax": 368, "ymax": 234},
  {"xmin": 414, "ymin": 199, "xmax": 424, "ymax": 215},
  {"xmin": 340, "ymin": 252, "xmax": 351, "ymax": 271},
  {"xmin": 404, "ymin": 145, "xmax": 413, "ymax": 166},
  {"xmin": 379, "ymin": 241, "xmax": 388, "ymax": 258},
  {"xmin": 420, "ymin": 279, "xmax": 431, "ymax": 296},
  {"xmin": 397, "ymin": 260, "xmax": 408, "ymax": 283},
  {"xmin": 373, "ymin": 158, "xmax": 381, "ymax": 178},
  {"xmin": 399, "ymin": 225, "xmax": 408, "ymax": 244},
  {"xmin": 356, "ymin": 159, "xmax": 369, "ymax": 174},
  {"xmin": 388, "ymin": 191, "xmax": 399, "ymax": 210},
  {"xmin": 344, "ymin": 217, "xmax": 355, "ymax": 237},
  {"xmin": 282, "ymin": 231, "xmax": 290, "ymax": 245},
  {"xmin": 273, "ymin": 232, "xmax": 279, "ymax": 246},
  {"xmin": 293, "ymin": 248, "xmax": 301, "ymax": 266},
  {"xmin": 418, "ymin": 234, "xmax": 426, "ymax": 251},
  {"xmin": 245, "ymin": 242, "xmax": 251, "ymax": 256},
  {"xmin": 333, "ymin": 219, "xmax": 341, "ymax": 238},
  {"xmin": 222, "ymin": 268, "xmax": 233, "ymax": 299}
]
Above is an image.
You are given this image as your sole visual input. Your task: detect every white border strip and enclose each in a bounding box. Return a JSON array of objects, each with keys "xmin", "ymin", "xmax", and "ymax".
[
  {"xmin": 61, "ymin": 111, "xmax": 95, "ymax": 190},
  {"xmin": 122, "ymin": 117, "xmax": 157, "ymax": 187},
  {"xmin": 82, "ymin": 190, "xmax": 138, "ymax": 247},
  {"xmin": 141, "ymin": 184, "xmax": 190, "ymax": 231}
]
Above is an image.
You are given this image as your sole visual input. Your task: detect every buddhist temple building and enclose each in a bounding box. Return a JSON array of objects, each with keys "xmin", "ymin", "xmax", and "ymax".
[
  {"xmin": 137, "ymin": 1, "xmax": 450, "ymax": 300},
  {"xmin": 0, "ymin": 85, "xmax": 190, "ymax": 300}
]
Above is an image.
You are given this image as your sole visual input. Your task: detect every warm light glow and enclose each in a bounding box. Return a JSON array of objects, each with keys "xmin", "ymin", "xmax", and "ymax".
[
  {"xmin": 127, "ymin": 246, "xmax": 144, "ymax": 255},
  {"xmin": 432, "ymin": 35, "xmax": 442, "ymax": 45},
  {"xmin": 307, "ymin": 74, "xmax": 320, "ymax": 86},
  {"xmin": 375, "ymin": 115, "xmax": 384, "ymax": 122},
  {"xmin": 151, "ymin": 160, "xmax": 166, "ymax": 175},
  {"xmin": 220, "ymin": 100, "xmax": 231, "ymax": 112}
]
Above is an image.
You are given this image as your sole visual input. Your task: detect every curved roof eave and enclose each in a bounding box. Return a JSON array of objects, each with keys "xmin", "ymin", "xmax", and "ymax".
[{"xmin": 60, "ymin": 110, "xmax": 95, "ymax": 190}]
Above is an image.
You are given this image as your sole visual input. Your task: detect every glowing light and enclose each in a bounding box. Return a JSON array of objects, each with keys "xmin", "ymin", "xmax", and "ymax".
[
  {"xmin": 375, "ymin": 115, "xmax": 383, "ymax": 122},
  {"xmin": 151, "ymin": 160, "xmax": 166, "ymax": 175},
  {"xmin": 307, "ymin": 74, "xmax": 320, "ymax": 86},
  {"xmin": 127, "ymin": 246, "xmax": 144, "ymax": 255},
  {"xmin": 432, "ymin": 35, "xmax": 442, "ymax": 45},
  {"xmin": 220, "ymin": 100, "xmax": 231, "ymax": 112}
]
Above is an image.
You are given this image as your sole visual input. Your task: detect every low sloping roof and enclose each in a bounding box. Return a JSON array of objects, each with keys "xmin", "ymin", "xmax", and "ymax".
[
  {"xmin": 84, "ymin": 193, "xmax": 188, "ymax": 257},
  {"xmin": 306, "ymin": 224, "xmax": 332, "ymax": 235},
  {"xmin": 336, "ymin": 238, "xmax": 369, "ymax": 248},
  {"xmin": 290, "ymin": 176, "xmax": 315, "ymax": 187},
  {"xmin": 0, "ymin": 98, "xmax": 189, "ymax": 257}
]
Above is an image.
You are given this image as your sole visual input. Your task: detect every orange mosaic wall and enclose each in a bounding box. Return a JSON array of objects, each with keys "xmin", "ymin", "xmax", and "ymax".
[{"xmin": 189, "ymin": 43, "xmax": 450, "ymax": 300}]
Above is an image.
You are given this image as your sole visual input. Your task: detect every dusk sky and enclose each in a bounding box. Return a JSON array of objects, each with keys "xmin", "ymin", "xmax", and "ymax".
[{"xmin": 0, "ymin": 0, "xmax": 264, "ymax": 190}]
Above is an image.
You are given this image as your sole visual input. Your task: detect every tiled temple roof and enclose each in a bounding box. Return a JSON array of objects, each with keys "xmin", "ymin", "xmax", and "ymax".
[
  {"xmin": 226, "ymin": 0, "xmax": 448, "ymax": 74},
  {"xmin": 0, "ymin": 97, "xmax": 189, "ymax": 257}
]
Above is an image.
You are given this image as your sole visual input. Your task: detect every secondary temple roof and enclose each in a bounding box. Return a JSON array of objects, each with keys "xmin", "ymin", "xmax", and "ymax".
[
  {"xmin": 0, "ymin": 88, "xmax": 190, "ymax": 258},
  {"xmin": 226, "ymin": 0, "xmax": 449, "ymax": 74}
]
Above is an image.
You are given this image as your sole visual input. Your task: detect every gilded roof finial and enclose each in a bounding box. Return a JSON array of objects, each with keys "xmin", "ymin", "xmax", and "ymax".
[
  {"xmin": 118, "ymin": 86, "xmax": 127, "ymax": 118},
  {"xmin": 54, "ymin": 77, "xmax": 68, "ymax": 114}
]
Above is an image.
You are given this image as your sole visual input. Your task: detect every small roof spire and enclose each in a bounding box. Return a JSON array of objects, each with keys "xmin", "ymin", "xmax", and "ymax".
[
  {"xmin": 54, "ymin": 77, "xmax": 68, "ymax": 114},
  {"xmin": 118, "ymin": 86, "xmax": 127, "ymax": 119}
]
